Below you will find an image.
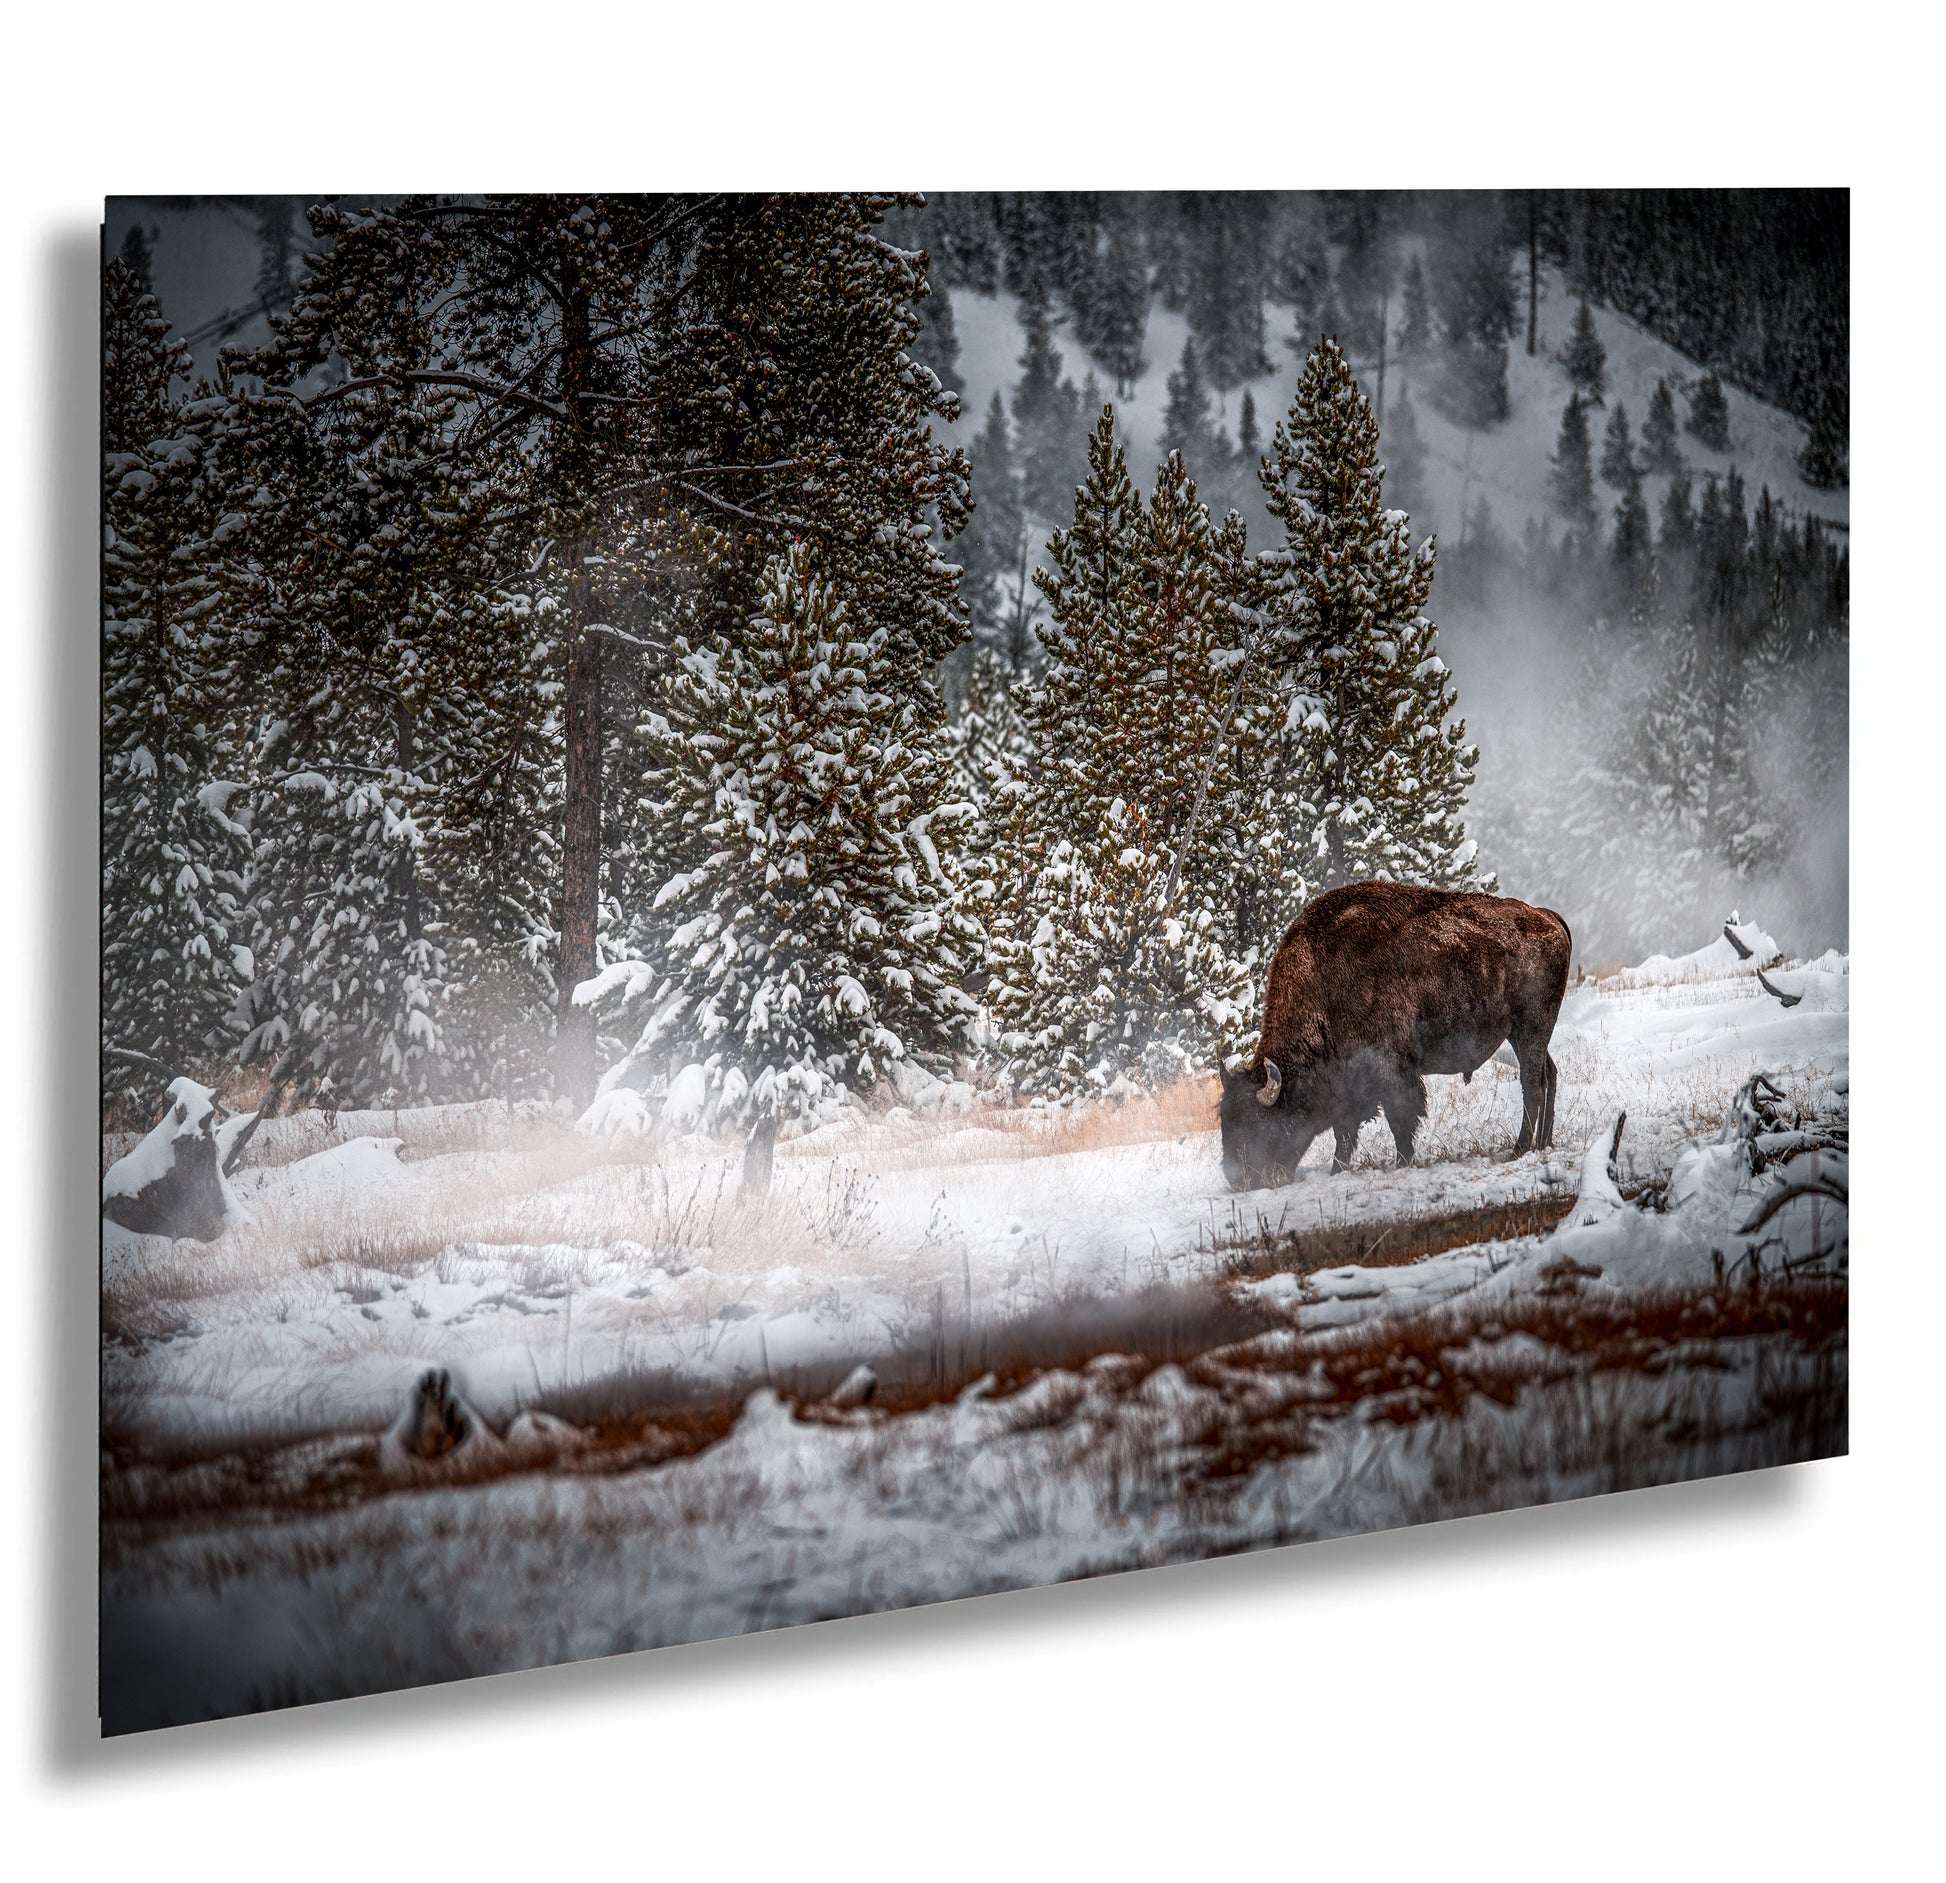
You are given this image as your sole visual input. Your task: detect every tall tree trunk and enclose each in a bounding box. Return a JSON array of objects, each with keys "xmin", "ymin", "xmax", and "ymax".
[{"xmin": 553, "ymin": 259, "xmax": 602, "ymax": 1103}]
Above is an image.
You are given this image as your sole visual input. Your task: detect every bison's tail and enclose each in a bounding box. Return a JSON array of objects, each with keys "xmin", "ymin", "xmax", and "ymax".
[{"xmin": 1546, "ymin": 907, "xmax": 1574, "ymax": 971}]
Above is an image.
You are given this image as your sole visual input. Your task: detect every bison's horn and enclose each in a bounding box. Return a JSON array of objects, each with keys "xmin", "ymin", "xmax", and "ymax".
[{"xmin": 1257, "ymin": 1060, "xmax": 1283, "ymax": 1107}]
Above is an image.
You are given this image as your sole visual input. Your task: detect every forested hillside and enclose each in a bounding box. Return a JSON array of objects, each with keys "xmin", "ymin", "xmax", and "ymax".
[
  {"xmin": 100, "ymin": 190, "xmax": 1848, "ymax": 1126},
  {"xmin": 897, "ymin": 190, "xmax": 1849, "ymax": 965}
]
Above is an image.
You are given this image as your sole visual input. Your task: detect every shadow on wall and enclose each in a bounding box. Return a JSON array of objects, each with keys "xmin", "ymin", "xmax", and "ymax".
[{"xmin": 37, "ymin": 221, "xmax": 111, "ymax": 1772}]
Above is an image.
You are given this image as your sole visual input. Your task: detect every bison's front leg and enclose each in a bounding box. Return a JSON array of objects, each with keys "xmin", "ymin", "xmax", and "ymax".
[
  {"xmin": 1382, "ymin": 1076, "xmax": 1426, "ymax": 1166},
  {"xmin": 1331, "ymin": 1123, "xmax": 1359, "ymax": 1171}
]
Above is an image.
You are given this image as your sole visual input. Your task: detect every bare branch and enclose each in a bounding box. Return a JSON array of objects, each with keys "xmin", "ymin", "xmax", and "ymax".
[
  {"xmin": 582, "ymin": 623, "xmax": 661, "ymax": 651},
  {"xmin": 404, "ymin": 370, "xmax": 567, "ymax": 421},
  {"xmin": 1736, "ymin": 1169, "xmax": 1848, "ymax": 1236},
  {"xmin": 299, "ymin": 369, "xmax": 568, "ymax": 423}
]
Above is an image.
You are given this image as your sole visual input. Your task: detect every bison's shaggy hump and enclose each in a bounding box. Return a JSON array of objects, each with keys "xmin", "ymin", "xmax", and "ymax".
[{"xmin": 1221, "ymin": 882, "xmax": 1572, "ymax": 1189}]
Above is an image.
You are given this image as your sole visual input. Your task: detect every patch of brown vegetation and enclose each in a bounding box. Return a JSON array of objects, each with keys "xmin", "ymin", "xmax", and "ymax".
[
  {"xmin": 1187, "ymin": 1269, "xmax": 1847, "ymax": 1480},
  {"xmin": 100, "ymin": 1397, "xmax": 743, "ymax": 1544},
  {"xmin": 101, "ymin": 1250, "xmax": 1845, "ymax": 1557},
  {"xmin": 1209, "ymin": 1192, "xmax": 1578, "ymax": 1279},
  {"xmin": 858, "ymin": 1076, "xmax": 1221, "ymax": 1173}
]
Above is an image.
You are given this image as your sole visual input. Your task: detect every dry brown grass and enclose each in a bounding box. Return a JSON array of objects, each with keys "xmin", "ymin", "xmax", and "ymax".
[
  {"xmin": 1188, "ymin": 1266, "xmax": 1847, "ymax": 1480},
  {"xmin": 1207, "ymin": 1191, "xmax": 1578, "ymax": 1279},
  {"xmin": 848, "ymin": 1075, "xmax": 1221, "ymax": 1173}
]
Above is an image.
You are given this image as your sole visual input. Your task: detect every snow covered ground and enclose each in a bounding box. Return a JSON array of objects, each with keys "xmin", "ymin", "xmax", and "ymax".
[{"xmin": 99, "ymin": 917, "xmax": 1847, "ymax": 1731}]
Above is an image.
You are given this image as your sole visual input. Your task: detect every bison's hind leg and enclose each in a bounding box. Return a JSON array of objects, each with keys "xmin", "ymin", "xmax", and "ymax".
[
  {"xmin": 1513, "ymin": 1038, "xmax": 1554, "ymax": 1154},
  {"xmin": 1382, "ymin": 1077, "xmax": 1426, "ymax": 1166}
]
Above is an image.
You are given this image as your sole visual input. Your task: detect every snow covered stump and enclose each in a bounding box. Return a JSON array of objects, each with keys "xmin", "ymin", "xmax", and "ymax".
[{"xmin": 101, "ymin": 1077, "xmax": 244, "ymax": 1242}]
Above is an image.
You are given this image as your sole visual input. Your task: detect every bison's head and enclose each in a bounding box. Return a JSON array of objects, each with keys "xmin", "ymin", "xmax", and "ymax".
[{"xmin": 1218, "ymin": 1059, "xmax": 1319, "ymax": 1191}]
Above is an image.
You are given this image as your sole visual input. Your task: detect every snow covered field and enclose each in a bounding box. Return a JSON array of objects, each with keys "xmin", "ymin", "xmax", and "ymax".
[{"xmin": 99, "ymin": 919, "xmax": 1847, "ymax": 1731}]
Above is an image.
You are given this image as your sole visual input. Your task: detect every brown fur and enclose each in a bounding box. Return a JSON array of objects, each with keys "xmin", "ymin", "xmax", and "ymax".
[{"xmin": 1219, "ymin": 882, "xmax": 1572, "ymax": 1188}]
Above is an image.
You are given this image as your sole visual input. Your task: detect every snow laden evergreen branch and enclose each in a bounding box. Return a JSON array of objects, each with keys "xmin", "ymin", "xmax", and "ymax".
[
  {"xmin": 1152, "ymin": 596, "xmax": 1273, "ymax": 921},
  {"xmin": 985, "ymin": 422, "xmax": 1268, "ymax": 1099},
  {"xmin": 578, "ymin": 543, "xmax": 979, "ymax": 1132},
  {"xmin": 1249, "ymin": 336, "xmax": 1487, "ymax": 898}
]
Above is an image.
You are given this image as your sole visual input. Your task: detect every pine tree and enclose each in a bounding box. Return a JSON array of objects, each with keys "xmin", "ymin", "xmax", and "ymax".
[
  {"xmin": 117, "ymin": 221, "xmax": 156, "ymax": 297},
  {"xmin": 1658, "ymin": 462, "xmax": 1698, "ymax": 589},
  {"xmin": 1252, "ymin": 338, "xmax": 1487, "ymax": 895},
  {"xmin": 999, "ymin": 194, "xmax": 1062, "ymax": 300},
  {"xmin": 1222, "ymin": 388, "xmax": 1265, "ymax": 526},
  {"xmin": 226, "ymin": 193, "xmax": 972, "ymax": 1104},
  {"xmin": 235, "ymin": 701, "xmax": 451, "ymax": 1107},
  {"xmin": 1185, "ymin": 194, "xmax": 1272, "ymax": 390},
  {"xmin": 1609, "ymin": 460, "xmax": 1654, "ymax": 604},
  {"xmin": 1798, "ymin": 383, "xmax": 1848, "ymax": 488},
  {"xmin": 433, "ymin": 664, "xmax": 567, "ymax": 1101},
  {"xmin": 1557, "ymin": 611, "xmax": 1712, "ymax": 952},
  {"xmin": 1641, "ymin": 376, "xmax": 1683, "ymax": 473},
  {"xmin": 1014, "ymin": 409, "xmax": 1146, "ymax": 838},
  {"xmin": 1332, "ymin": 195, "xmax": 1395, "ymax": 362},
  {"xmin": 1236, "ymin": 389, "xmax": 1261, "ymax": 468},
  {"xmin": 1446, "ymin": 495, "xmax": 1510, "ymax": 612},
  {"xmin": 917, "ymin": 281, "xmax": 963, "ymax": 396},
  {"xmin": 1599, "ymin": 402, "xmax": 1638, "ymax": 487},
  {"xmin": 925, "ymin": 193, "xmax": 1002, "ymax": 293},
  {"xmin": 1562, "ymin": 299, "xmax": 1607, "ymax": 404},
  {"xmin": 1383, "ymin": 391, "xmax": 1429, "ymax": 517},
  {"xmin": 1012, "ymin": 282, "xmax": 1086, "ymax": 524},
  {"xmin": 1160, "ymin": 338, "xmax": 1220, "ymax": 475},
  {"xmin": 1426, "ymin": 194, "xmax": 1516, "ymax": 428},
  {"xmin": 1134, "ymin": 453, "xmax": 1288, "ymax": 928},
  {"xmin": 253, "ymin": 198, "xmax": 301, "ymax": 312},
  {"xmin": 947, "ymin": 645, "xmax": 1033, "ymax": 817},
  {"xmin": 1077, "ymin": 210, "xmax": 1151, "ymax": 396},
  {"xmin": 100, "ymin": 259, "xmax": 250, "ymax": 1114},
  {"xmin": 1395, "ymin": 253, "xmax": 1433, "ymax": 373},
  {"xmin": 1548, "ymin": 395, "xmax": 1599, "ymax": 536},
  {"xmin": 1269, "ymin": 213, "xmax": 1330, "ymax": 323},
  {"xmin": 585, "ymin": 544, "xmax": 980, "ymax": 1126},
  {"xmin": 958, "ymin": 392, "xmax": 1027, "ymax": 655},
  {"xmin": 987, "ymin": 421, "xmax": 1268, "ymax": 1095},
  {"xmin": 1686, "ymin": 371, "xmax": 1732, "ymax": 452},
  {"xmin": 1315, "ymin": 281, "xmax": 1348, "ymax": 351}
]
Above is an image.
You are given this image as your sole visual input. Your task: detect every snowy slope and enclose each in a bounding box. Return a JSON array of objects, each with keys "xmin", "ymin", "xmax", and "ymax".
[{"xmin": 940, "ymin": 258, "xmax": 1848, "ymax": 542}]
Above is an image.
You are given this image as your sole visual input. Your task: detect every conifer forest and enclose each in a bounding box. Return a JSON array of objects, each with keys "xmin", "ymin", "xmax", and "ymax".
[{"xmin": 98, "ymin": 192, "xmax": 1848, "ymax": 1732}]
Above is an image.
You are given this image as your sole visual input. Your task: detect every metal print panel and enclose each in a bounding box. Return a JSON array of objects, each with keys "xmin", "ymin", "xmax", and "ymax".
[{"xmin": 98, "ymin": 191, "xmax": 1848, "ymax": 1733}]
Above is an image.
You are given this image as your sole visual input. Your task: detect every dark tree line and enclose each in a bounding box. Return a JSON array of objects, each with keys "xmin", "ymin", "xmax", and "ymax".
[{"xmin": 896, "ymin": 189, "xmax": 1848, "ymax": 492}]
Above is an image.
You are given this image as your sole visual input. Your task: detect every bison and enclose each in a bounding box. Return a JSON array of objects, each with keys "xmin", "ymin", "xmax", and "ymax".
[{"xmin": 1218, "ymin": 882, "xmax": 1572, "ymax": 1190}]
